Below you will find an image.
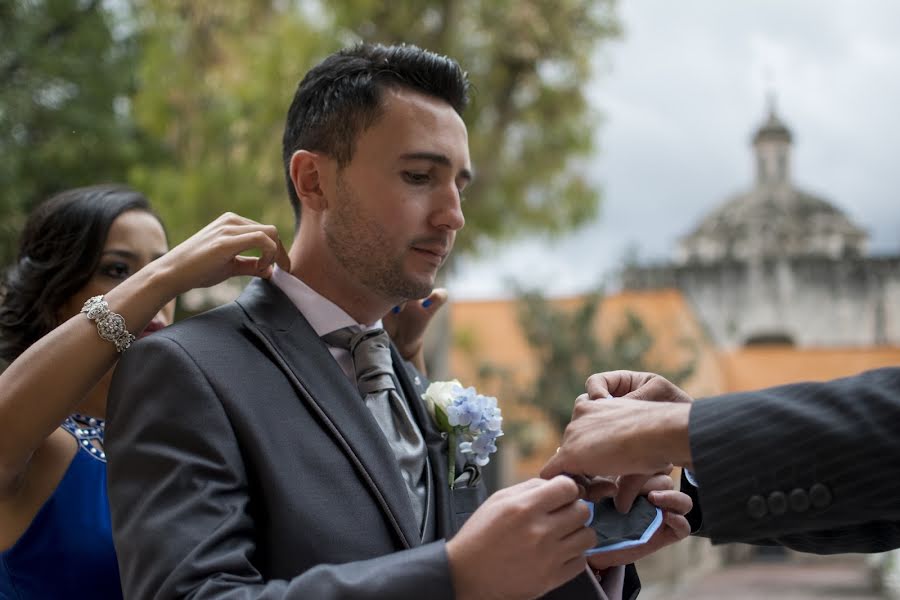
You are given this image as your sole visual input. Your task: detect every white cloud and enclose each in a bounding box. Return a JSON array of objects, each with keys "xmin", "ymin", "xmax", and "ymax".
[{"xmin": 450, "ymin": 0, "xmax": 900, "ymax": 299}]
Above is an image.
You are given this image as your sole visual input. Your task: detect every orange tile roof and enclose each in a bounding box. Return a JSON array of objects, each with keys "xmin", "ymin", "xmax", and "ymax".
[{"xmin": 449, "ymin": 289, "xmax": 900, "ymax": 483}]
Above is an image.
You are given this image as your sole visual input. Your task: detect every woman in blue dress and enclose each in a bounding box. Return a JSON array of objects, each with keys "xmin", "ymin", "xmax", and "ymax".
[{"xmin": 0, "ymin": 184, "xmax": 447, "ymax": 598}]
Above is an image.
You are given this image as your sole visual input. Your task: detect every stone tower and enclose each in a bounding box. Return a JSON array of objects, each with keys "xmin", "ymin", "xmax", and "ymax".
[{"xmin": 624, "ymin": 106, "xmax": 900, "ymax": 349}]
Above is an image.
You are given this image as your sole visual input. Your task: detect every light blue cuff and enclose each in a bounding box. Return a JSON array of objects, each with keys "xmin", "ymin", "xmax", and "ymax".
[{"xmin": 684, "ymin": 469, "xmax": 699, "ymax": 488}]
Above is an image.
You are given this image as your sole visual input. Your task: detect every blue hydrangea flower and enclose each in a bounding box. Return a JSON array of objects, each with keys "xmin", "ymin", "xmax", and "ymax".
[{"xmin": 423, "ymin": 380, "xmax": 504, "ymax": 486}]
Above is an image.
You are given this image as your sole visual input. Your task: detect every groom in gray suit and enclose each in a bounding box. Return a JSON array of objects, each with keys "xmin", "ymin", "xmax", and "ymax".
[{"xmin": 105, "ymin": 44, "xmax": 663, "ymax": 599}]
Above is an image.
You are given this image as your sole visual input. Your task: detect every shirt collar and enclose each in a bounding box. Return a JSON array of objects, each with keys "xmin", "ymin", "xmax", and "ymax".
[{"xmin": 269, "ymin": 265, "xmax": 382, "ymax": 337}]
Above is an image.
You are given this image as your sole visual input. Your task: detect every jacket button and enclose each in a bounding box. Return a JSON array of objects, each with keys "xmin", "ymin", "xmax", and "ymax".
[
  {"xmin": 747, "ymin": 494, "xmax": 768, "ymax": 519},
  {"xmin": 767, "ymin": 491, "xmax": 788, "ymax": 516},
  {"xmin": 809, "ymin": 483, "xmax": 832, "ymax": 508},
  {"xmin": 789, "ymin": 488, "xmax": 810, "ymax": 512}
]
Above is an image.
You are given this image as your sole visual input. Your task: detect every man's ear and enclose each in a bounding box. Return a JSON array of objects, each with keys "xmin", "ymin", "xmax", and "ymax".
[{"xmin": 289, "ymin": 150, "xmax": 329, "ymax": 212}]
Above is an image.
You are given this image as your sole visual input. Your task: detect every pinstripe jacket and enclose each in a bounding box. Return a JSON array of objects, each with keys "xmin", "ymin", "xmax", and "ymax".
[{"xmin": 685, "ymin": 367, "xmax": 900, "ymax": 554}]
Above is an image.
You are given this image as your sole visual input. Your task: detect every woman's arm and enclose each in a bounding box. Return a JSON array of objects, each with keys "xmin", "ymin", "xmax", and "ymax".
[{"xmin": 0, "ymin": 213, "xmax": 288, "ymax": 495}]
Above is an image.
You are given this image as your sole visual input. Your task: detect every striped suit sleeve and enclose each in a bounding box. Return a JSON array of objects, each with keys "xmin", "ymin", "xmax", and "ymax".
[{"xmin": 686, "ymin": 367, "xmax": 900, "ymax": 553}]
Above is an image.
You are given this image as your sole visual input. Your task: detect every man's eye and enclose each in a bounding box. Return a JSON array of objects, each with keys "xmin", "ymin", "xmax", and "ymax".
[
  {"xmin": 403, "ymin": 171, "xmax": 430, "ymax": 184},
  {"xmin": 100, "ymin": 262, "xmax": 131, "ymax": 280}
]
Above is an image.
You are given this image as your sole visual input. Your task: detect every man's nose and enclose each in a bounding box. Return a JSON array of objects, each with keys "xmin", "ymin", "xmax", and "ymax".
[{"xmin": 431, "ymin": 185, "xmax": 465, "ymax": 231}]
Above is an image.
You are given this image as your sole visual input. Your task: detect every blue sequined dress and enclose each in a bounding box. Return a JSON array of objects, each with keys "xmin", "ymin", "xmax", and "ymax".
[{"xmin": 0, "ymin": 415, "xmax": 122, "ymax": 599}]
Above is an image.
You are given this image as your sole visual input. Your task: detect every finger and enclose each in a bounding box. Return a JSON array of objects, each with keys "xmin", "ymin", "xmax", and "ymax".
[
  {"xmin": 647, "ymin": 490, "xmax": 693, "ymax": 515},
  {"xmin": 229, "ymin": 255, "xmax": 267, "ymax": 277},
  {"xmin": 585, "ymin": 371, "xmax": 648, "ymax": 399},
  {"xmin": 502, "ymin": 477, "xmax": 549, "ymax": 496},
  {"xmin": 582, "ymin": 476, "xmax": 618, "ymax": 502},
  {"xmin": 422, "ymin": 287, "xmax": 448, "ymax": 310},
  {"xmin": 530, "ymin": 475, "xmax": 581, "ymax": 512},
  {"xmin": 546, "ymin": 498, "xmax": 592, "ymax": 539},
  {"xmin": 539, "ymin": 450, "xmax": 569, "ymax": 481},
  {"xmin": 274, "ymin": 236, "xmax": 290, "ymax": 272},
  {"xmin": 663, "ymin": 512, "xmax": 692, "ymax": 539},
  {"xmin": 613, "ymin": 474, "xmax": 651, "ymax": 513},
  {"xmin": 639, "ymin": 473, "xmax": 675, "ymax": 495},
  {"xmin": 217, "ymin": 229, "xmax": 279, "ymax": 260},
  {"xmin": 584, "ymin": 372, "xmax": 614, "ymax": 399},
  {"xmin": 558, "ymin": 526, "xmax": 596, "ymax": 560}
]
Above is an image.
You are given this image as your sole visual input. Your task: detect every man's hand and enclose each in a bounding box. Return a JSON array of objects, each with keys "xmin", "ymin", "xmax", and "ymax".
[
  {"xmin": 578, "ymin": 371, "xmax": 695, "ymax": 510},
  {"xmin": 446, "ymin": 476, "xmax": 596, "ymax": 600},
  {"xmin": 586, "ymin": 473, "xmax": 693, "ymax": 571},
  {"xmin": 585, "ymin": 370, "xmax": 693, "ymax": 403},
  {"xmin": 541, "ymin": 394, "xmax": 691, "ymax": 482},
  {"xmin": 382, "ymin": 288, "xmax": 448, "ymax": 373}
]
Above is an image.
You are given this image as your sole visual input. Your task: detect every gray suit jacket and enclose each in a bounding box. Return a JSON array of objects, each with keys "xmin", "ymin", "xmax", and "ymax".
[
  {"xmin": 106, "ymin": 280, "xmax": 635, "ymax": 599},
  {"xmin": 685, "ymin": 367, "xmax": 900, "ymax": 554}
]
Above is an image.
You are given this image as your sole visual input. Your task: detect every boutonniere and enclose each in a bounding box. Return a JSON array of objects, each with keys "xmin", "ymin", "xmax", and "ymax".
[{"xmin": 423, "ymin": 380, "xmax": 503, "ymax": 487}]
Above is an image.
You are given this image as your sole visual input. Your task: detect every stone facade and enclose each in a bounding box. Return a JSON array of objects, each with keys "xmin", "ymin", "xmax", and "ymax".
[{"xmin": 624, "ymin": 107, "xmax": 900, "ymax": 350}]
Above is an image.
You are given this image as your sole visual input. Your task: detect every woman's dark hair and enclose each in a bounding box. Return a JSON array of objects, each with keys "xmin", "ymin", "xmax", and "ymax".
[{"xmin": 0, "ymin": 184, "xmax": 158, "ymax": 362}]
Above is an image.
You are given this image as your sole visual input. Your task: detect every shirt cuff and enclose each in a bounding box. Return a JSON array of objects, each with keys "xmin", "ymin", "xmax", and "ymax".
[{"xmin": 684, "ymin": 468, "xmax": 699, "ymax": 488}]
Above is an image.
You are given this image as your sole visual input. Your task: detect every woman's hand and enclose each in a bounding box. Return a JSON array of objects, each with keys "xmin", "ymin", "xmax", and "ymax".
[
  {"xmin": 382, "ymin": 288, "xmax": 448, "ymax": 373},
  {"xmin": 154, "ymin": 212, "xmax": 290, "ymax": 299}
]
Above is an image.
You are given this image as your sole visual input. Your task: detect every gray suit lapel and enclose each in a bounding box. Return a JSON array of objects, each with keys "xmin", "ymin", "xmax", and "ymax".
[{"xmin": 236, "ymin": 279, "xmax": 421, "ymax": 548}]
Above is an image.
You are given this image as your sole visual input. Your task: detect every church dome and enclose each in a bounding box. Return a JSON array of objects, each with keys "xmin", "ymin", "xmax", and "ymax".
[
  {"xmin": 676, "ymin": 106, "xmax": 867, "ymax": 264},
  {"xmin": 677, "ymin": 186, "xmax": 867, "ymax": 264}
]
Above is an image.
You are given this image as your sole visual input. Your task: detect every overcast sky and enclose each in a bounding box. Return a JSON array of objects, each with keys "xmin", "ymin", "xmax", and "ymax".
[{"xmin": 449, "ymin": 0, "xmax": 900, "ymax": 299}]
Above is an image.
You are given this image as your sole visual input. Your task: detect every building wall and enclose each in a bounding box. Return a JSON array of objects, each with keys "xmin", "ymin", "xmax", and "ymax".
[{"xmin": 625, "ymin": 256, "xmax": 900, "ymax": 349}]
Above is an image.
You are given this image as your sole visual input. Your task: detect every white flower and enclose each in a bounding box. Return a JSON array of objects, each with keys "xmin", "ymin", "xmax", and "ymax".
[
  {"xmin": 422, "ymin": 379, "xmax": 503, "ymax": 486},
  {"xmin": 423, "ymin": 379, "xmax": 462, "ymax": 422}
]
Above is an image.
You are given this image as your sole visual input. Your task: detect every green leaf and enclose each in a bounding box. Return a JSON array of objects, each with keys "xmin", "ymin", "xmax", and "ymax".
[{"xmin": 434, "ymin": 403, "xmax": 452, "ymax": 433}]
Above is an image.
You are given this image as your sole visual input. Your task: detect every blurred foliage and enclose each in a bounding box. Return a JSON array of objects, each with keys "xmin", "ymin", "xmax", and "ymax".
[
  {"xmin": 0, "ymin": 0, "xmax": 149, "ymax": 264},
  {"xmin": 482, "ymin": 289, "xmax": 696, "ymax": 435},
  {"xmin": 127, "ymin": 0, "xmax": 330, "ymax": 245},
  {"xmin": 2, "ymin": 0, "xmax": 619, "ymax": 267}
]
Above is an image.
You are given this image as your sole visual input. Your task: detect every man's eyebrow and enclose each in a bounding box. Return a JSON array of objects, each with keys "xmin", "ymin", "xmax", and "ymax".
[{"xmin": 399, "ymin": 152, "xmax": 473, "ymax": 183}]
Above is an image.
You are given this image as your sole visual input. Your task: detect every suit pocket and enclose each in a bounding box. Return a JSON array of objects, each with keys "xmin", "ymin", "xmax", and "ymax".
[{"xmin": 451, "ymin": 485, "xmax": 487, "ymax": 532}]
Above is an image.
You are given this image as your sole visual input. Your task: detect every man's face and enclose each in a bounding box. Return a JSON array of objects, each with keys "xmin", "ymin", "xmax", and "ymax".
[{"xmin": 323, "ymin": 88, "xmax": 470, "ymax": 301}]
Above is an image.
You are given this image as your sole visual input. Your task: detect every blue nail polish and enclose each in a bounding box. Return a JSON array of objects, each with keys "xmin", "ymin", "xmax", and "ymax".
[
  {"xmin": 392, "ymin": 305, "xmax": 401, "ymax": 314},
  {"xmin": 422, "ymin": 298, "xmax": 433, "ymax": 308}
]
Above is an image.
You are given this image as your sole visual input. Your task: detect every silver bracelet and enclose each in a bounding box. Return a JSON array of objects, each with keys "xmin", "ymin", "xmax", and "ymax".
[{"xmin": 80, "ymin": 295, "xmax": 136, "ymax": 353}]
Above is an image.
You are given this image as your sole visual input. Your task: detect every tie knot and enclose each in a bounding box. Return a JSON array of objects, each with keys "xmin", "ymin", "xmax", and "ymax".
[{"xmin": 323, "ymin": 326, "xmax": 396, "ymax": 395}]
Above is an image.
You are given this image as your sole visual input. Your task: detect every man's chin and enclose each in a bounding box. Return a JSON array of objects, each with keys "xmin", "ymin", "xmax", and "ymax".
[{"xmin": 394, "ymin": 273, "xmax": 437, "ymax": 301}]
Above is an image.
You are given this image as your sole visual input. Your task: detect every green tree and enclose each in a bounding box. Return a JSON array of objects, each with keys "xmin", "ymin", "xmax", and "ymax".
[
  {"xmin": 129, "ymin": 0, "xmax": 619, "ymax": 253},
  {"xmin": 0, "ymin": 0, "xmax": 146, "ymax": 264},
  {"xmin": 126, "ymin": 0, "xmax": 332, "ymax": 245},
  {"xmin": 482, "ymin": 289, "xmax": 696, "ymax": 436}
]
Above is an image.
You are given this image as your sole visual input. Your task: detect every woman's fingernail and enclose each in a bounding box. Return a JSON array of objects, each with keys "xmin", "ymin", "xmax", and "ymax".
[
  {"xmin": 422, "ymin": 298, "xmax": 433, "ymax": 308},
  {"xmin": 392, "ymin": 305, "xmax": 401, "ymax": 314}
]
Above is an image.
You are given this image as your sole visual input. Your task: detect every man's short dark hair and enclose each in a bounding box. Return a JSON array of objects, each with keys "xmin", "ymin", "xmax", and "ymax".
[{"xmin": 281, "ymin": 43, "xmax": 470, "ymax": 221}]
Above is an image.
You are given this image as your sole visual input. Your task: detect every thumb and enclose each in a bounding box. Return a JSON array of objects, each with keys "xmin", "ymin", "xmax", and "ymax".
[{"xmin": 539, "ymin": 450, "xmax": 568, "ymax": 480}]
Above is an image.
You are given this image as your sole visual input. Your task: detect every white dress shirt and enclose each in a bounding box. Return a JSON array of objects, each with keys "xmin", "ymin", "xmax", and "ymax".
[{"xmin": 270, "ymin": 266, "xmax": 382, "ymax": 379}]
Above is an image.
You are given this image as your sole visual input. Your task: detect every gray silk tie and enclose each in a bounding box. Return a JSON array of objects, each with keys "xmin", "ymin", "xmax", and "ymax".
[{"xmin": 323, "ymin": 327, "xmax": 428, "ymax": 529}]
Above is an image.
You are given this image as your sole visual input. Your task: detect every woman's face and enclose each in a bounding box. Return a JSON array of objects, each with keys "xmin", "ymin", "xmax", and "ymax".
[{"xmin": 59, "ymin": 209, "xmax": 176, "ymax": 333}]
